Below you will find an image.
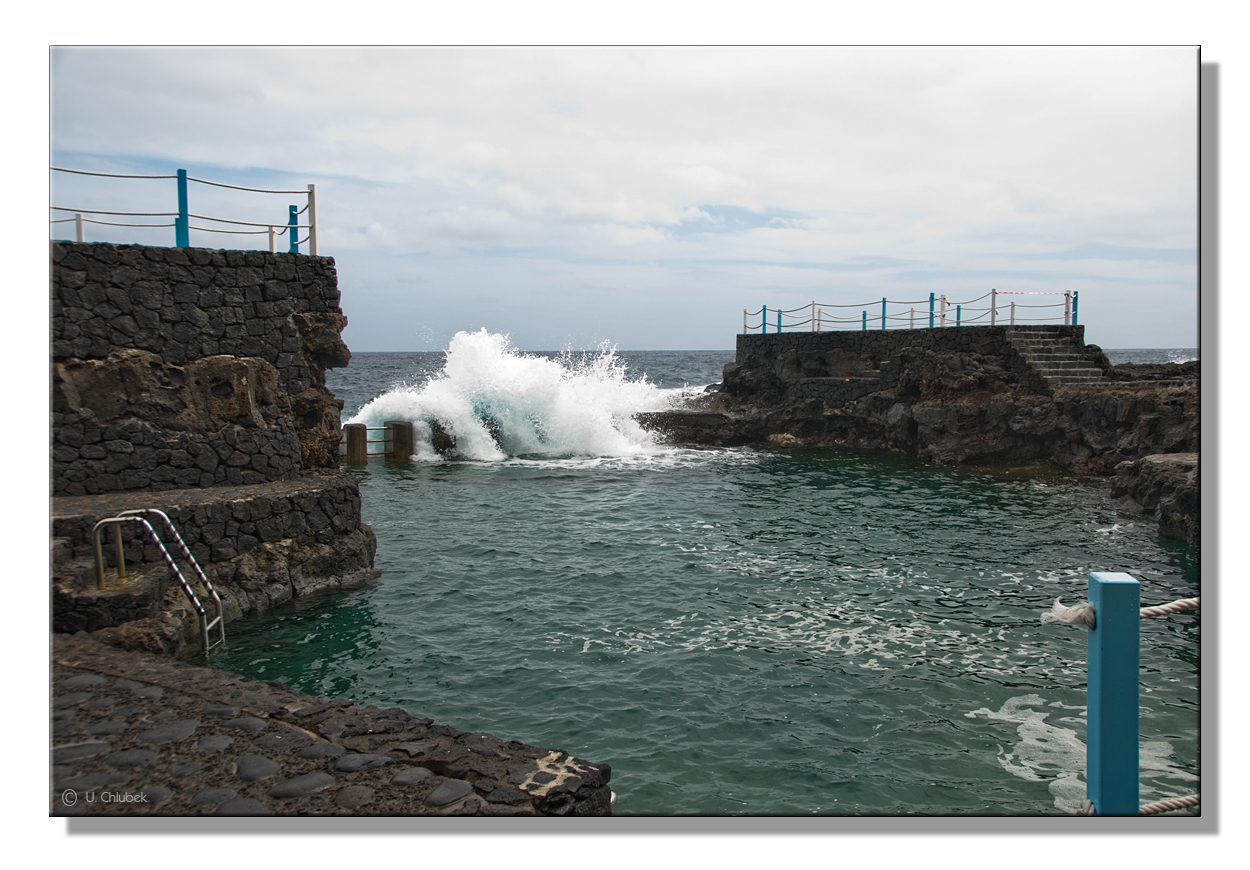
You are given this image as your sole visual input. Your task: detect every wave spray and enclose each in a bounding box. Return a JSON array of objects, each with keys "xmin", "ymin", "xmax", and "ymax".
[{"xmin": 348, "ymin": 330, "xmax": 693, "ymax": 462}]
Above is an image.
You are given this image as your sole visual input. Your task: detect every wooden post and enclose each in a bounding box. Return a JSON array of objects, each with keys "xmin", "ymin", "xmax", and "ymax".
[
  {"xmin": 344, "ymin": 423, "xmax": 368, "ymax": 466},
  {"xmin": 386, "ymin": 421, "xmax": 413, "ymax": 461},
  {"xmin": 1087, "ymin": 571, "xmax": 1140, "ymax": 816},
  {"xmin": 307, "ymin": 183, "xmax": 319, "ymax": 256}
]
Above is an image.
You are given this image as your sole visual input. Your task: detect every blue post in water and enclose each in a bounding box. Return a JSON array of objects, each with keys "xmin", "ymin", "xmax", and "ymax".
[
  {"xmin": 175, "ymin": 169, "xmax": 189, "ymax": 248},
  {"xmin": 928, "ymin": 293, "xmax": 935, "ymax": 329},
  {"xmin": 1073, "ymin": 291, "xmax": 1079, "ymax": 325},
  {"xmin": 288, "ymin": 205, "xmax": 299, "ymax": 254},
  {"xmin": 881, "ymin": 298, "xmax": 887, "ymax": 330},
  {"xmin": 956, "ymin": 305, "xmax": 961, "ymax": 326},
  {"xmin": 1087, "ymin": 571, "xmax": 1140, "ymax": 816}
]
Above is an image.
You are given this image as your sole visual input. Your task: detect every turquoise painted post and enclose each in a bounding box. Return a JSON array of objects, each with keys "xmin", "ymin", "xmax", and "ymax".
[
  {"xmin": 175, "ymin": 169, "xmax": 189, "ymax": 248},
  {"xmin": 881, "ymin": 298, "xmax": 887, "ymax": 330},
  {"xmin": 762, "ymin": 305, "xmax": 768, "ymax": 334},
  {"xmin": 862, "ymin": 311, "xmax": 867, "ymax": 331},
  {"xmin": 778, "ymin": 311, "xmax": 782, "ymax": 333},
  {"xmin": 1086, "ymin": 571, "xmax": 1140, "ymax": 816},
  {"xmin": 928, "ymin": 293, "xmax": 935, "ymax": 329},
  {"xmin": 288, "ymin": 205, "xmax": 299, "ymax": 254},
  {"xmin": 1073, "ymin": 291, "xmax": 1079, "ymax": 325},
  {"xmin": 956, "ymin": 305, "xmax": 961, "ymax": 326}
]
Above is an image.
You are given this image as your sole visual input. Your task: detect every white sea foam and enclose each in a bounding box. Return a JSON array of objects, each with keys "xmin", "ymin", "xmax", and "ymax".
[{"xmin": 348, "ymin": 329, "xmax": 690, "ymax": 462}]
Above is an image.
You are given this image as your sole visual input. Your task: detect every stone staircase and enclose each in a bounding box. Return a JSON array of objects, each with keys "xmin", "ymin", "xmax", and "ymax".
[{"xmin": 1007, "ymin": 326, "xmax": 1105, "ymax": 388}]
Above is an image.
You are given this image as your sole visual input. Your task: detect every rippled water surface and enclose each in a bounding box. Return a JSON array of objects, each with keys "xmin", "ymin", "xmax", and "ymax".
[{"xmin": 209, "ymin": 341, "xmax": 1200, "ymax": 815}]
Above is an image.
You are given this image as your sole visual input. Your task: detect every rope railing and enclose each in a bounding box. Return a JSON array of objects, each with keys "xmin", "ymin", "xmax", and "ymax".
[
  {"xmin": 1043, "ymin": 575, "xmax": 1199, "ymax": 817},
  {"xmin": 744, "ymin": 290, "xmax": 1079, "ymax": 334},
  {"xmin": 50, "ymin": 166, "xmax": 320, "ymax": 255}
]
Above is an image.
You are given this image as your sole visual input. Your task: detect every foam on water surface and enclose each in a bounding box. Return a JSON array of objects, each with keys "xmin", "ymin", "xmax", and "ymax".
[{"xmin": 348, "ymin": 330, "xmax": 690, "ymax": 462}]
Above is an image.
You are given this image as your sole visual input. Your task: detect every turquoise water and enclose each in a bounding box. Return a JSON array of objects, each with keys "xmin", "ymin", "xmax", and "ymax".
[{"xmin": 208, "ymin": 340, "xmax": 1200, "ymax": 815}]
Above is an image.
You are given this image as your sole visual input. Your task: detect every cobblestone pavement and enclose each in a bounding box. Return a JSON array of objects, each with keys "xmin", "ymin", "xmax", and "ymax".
[{"xmin": 51, "ymin": 633, "xmax": 613, "ymax": 817}]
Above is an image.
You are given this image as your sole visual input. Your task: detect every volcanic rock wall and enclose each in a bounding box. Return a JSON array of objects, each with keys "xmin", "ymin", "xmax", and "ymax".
[
  {"xmin": 52, "ymin": 242, "xmax": 348, "ymax": 496},
  {"xmin": 50, "ymin": 242, "xmax": 378, "ymax": 654},
  {"xmin": 642, "ymin": 325, "xmax": 1198, "ymax": 479}
]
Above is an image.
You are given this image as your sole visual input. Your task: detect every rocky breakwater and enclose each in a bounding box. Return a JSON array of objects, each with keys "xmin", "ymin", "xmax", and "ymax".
[
  {"xmin": 51, "ymin": 241, "xmax": 378, "ymax": 654},
  {"xmin": 638, "ymin": 326, "xmax": 1198, "ymax": 543}
]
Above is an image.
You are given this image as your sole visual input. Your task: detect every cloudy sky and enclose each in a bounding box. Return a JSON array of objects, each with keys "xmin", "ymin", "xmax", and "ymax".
[{"xmin": 50, "ymin": 46, "xmax": 1198, "ymax": 351}]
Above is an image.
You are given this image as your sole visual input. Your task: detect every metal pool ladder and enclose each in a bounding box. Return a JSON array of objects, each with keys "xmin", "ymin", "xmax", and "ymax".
[{"xmin": 91, "ymin": 508, "xmax": 226, "ymax": 654}]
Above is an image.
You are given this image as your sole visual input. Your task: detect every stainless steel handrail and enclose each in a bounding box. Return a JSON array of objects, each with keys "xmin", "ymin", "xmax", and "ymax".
[{"xmin": 90, "ymin": 512, "xmax": 226, "ymax": 654}]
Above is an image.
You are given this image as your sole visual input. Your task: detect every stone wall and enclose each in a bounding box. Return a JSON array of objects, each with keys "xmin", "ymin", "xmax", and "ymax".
[
  {"xmin": 734, "ymin": 324, "xmax": 1088, "ymax": 397},
  {"xmin": 52, "ymin": 242, "xmax": 349, "ymax": 495}
]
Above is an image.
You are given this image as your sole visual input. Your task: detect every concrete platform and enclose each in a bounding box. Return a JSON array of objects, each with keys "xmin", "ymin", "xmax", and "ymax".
[{"xmin": 50, "ymin": 633, "xmax": 613, "ymax": 817}]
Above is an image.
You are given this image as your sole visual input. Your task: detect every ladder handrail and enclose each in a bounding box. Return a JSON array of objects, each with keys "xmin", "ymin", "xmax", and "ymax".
[{"xmin": 90, "ymin": 512, "xmax": 226, "ymax": 654}]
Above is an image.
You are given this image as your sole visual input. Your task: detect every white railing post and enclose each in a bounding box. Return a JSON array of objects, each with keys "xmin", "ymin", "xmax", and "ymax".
[
  {"xmin": 1011, "ymin": 301, "xmax": 1016, "ymax": 326},
  {"xmin": 816, "ymin": 307, "xmax": 822, "ymax": 332},
  {"xmin": 940, "ymin": 295, "xmax": 947, "ymax": 328},
  {"xmin": 991, "ymin": 288, "xmax": 997, "ymax": 326},
  {"xmin": 307, "ymin": 183, "xmax": 318, "ymax": 256},
  {"xmin": 910, "ymin": 308, "xmax": 915, "ymax": 329},
  {"xmin": 75, "ymin": 212, "xmax": 84, "ymax": 243},
  {"xmin": 743, "ymin": 309, "xmax": 748, "ymax": 334},
  {"xmin": 267, "ymin": 226, "xmax": 276, "ymax": 254},
  {"xmin": 811, "ymin": 301, "xmax": 817, "ymax": 332},
  {"xmin": 1064, "ymin": 291, "xmax": 1071, "ymax": 326}
]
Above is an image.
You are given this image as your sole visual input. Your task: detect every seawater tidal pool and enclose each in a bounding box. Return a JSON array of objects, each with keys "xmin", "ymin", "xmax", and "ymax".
[{"xmin": 208, "ymin": 335, "xmax": 1200, "ymax": 815}]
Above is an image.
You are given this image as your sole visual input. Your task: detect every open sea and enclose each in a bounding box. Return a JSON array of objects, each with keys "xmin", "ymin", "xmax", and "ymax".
[{"xmin": 207, "ymin": 334, "xmax": 1199, "ymax": 815}]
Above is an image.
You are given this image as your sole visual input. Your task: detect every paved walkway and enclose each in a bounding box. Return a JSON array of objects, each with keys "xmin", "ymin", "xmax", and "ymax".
[{"xmin": 51, "ymin": 633, "xmax": 613, "ymax": 816}]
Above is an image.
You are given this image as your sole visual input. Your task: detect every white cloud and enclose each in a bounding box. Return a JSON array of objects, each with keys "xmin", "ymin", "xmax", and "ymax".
[{"xmin": 50, "ymin": 45, "xmax": 1198, "ymax": 350}]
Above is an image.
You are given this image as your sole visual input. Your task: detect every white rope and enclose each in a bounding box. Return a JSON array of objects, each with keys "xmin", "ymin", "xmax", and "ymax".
[
  {"xmin": 1139, "ymin": 794, "xmax": 1199, "ymax": 815},
  {"xmin": 51, "ymin": 166, "xmax": 176, "ymax": 179},
  {"xmin": 80, "ymin": 218, "xmax": 176, "ymax": 228},
  {"xmin": 1042, "ymin": 595, "xmax": 1199, "ymax": 629},
  {"xmin": 51, "ymin": 206, "xmax": 179, "ymax": 216},
  {"xmin": 1041, "ymin": 599, "xmax": 1096, "ymax": 629},
  {"xmin": 1077, "ymin": 794, "xmax": 1199, "ymax": 816},
  {"xmin": 189, "ymin": 212, "xmax": 309, "ymax": 228},
  {"xmin": 186, "ymin": 175, "xmax": 308, "ymax": 194},
  {"xmin": 1140, "ymin": 597, "xmax": 1199, "ymax": 619},
  {"xmin": 188, "ymin": 224, "xmax": 270, "ymax": 235}
]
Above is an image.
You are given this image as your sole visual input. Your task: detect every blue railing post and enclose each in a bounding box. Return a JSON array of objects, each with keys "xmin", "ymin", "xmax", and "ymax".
[
  {"xmin": 288, "ymin": 205, "xmax": 299, "ymax": 254},
  {"xmin": 1087, "ymin": 571, "xmax": 1140, "ymax": 816},
  {"xmin": 762, "ymin": 305, "xmax": 767, "ymax": 334},
  {"xmin": 175, "ymin": 169, "xmax": 189, "ymax": 248},
  {"xmin": 1073, "ymin": 291, "xmax": 1079, "ymax": 325},
  {"xmin": 928, "ymin": 292, "xmax": 935, "ymax": 329},
  {"xmin": 956, "ymin": 305, "xmax": 961, "ymax": 326},
  {"xmin": 862, "ymin": 311, "xmax": 867, "ymax": 331},
  {"xmin": 881, "ymin": 298, "xmax": 887, "ymax": 330},
  {"xmin": 778, "ymin": 311, "xmax": 783, "ymax": 333}
]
